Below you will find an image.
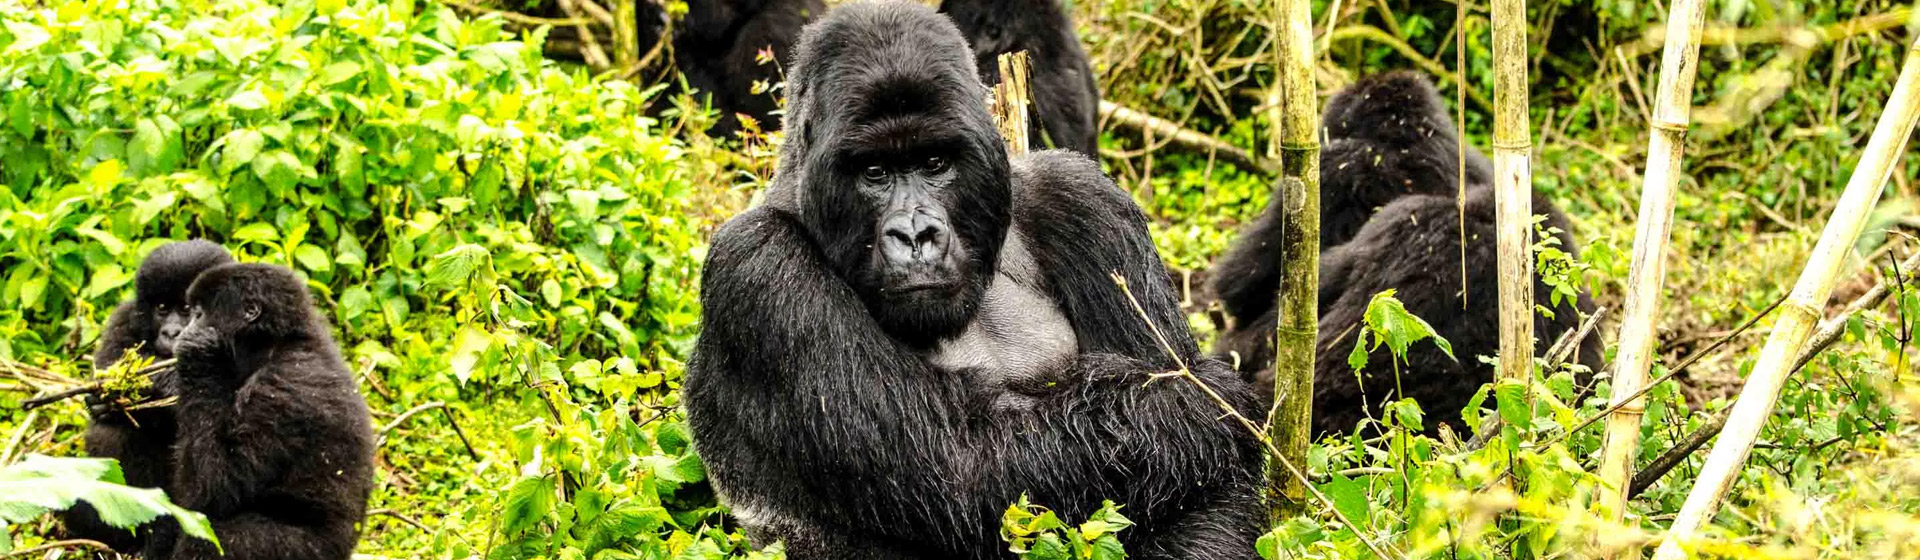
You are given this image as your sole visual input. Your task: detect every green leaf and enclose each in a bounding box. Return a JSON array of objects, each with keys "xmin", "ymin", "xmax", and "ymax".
[
  {"xmin": 221, "ymin": 129, "xmax": 266, "ymax": 174},
  {"xmin": 1495, "ymin": 379, "xmax": 1531, "ymax": 427},
  {"xmin": 1362, "ymin": 290, "xmax": 1454, "ymax": 360},
  {"xmin": 233, "ymin": 222, "xmax": 278, "ymax": 243},
  {"xmin": 19, "ymin": 276, "xmax": 47, "ymax": 311},
  {"xmin": 3, "ymin": 21, "xmax": 51, "ymax": 53},
  {"xmin": 0, "ymin": 455, "xmax": 218, "ymax": 549},
  {"xmin": 449, "ymin": 325, "xmax": 492, "ymax": 384},
  {"xmin": 500, "ymin": 474, "xmax": 556, "ymax": 537},
  {"xmin": 426, "ymin": 244, "xmax": 489, "ymax": 289},
  {"xmin": 315, "ymin": 61, "xmax": 361, "ymax": 86},
  {"xmin": 227, "ymin": 89, "xmax": 269, "ymax": 111},
  {"xmin": 1319, "ymin": 472, "xmax": 1370, "ymax": 530},
  {"xmin": 293, "ymin": 244, "xmax": 332, "ymax": 273}
]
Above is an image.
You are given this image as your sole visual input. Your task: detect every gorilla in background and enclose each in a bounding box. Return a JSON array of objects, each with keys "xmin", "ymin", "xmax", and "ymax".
[
  {"xmin": 1211, "ymin": 72, "xmax": 1492, "ymax": 328},
  {"xmin": 142, "ymin": 263, "xmax": 374, "ymax": 560},
  {"xmin": 941, "ymin": 0, "xmax": 1101, "ymax": 155},
  {"xmin": 63, "ymin": 240, "xmax": 233, "ymax": 552},
  {"xmin": 686, "ymin": 2, "xmax": 1263, "ymax": 558},
  {"xmin": 1210, "ymin": 72, "xmax": 1603, "ymax": 436},
  {"xmin": 671, "ymin": 0, "xmax": 824, "ymax": 136}
]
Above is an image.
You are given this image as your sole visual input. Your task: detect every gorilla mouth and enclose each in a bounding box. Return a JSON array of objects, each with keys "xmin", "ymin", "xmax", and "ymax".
[{"xmin": 884, "ymin": 281, "xmax": 958, "ymax": 295}]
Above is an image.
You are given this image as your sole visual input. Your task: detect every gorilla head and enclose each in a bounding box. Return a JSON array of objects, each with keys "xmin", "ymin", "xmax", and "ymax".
[
  {"xmin": 766, "ymin": 0, "xmax": 1014, "ymax": 347},
  {"xmin": 174, "ymin": 263, "xmax": 319, "ymax": 363},
  {"xmin": 126, "ymin": 240, "xmax": 234, "ymax": 358}
]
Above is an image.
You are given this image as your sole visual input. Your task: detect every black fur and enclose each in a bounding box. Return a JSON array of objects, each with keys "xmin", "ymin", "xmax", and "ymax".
[
  {"xmin": 1224, "ymin": 187, "xmax": 1604, "ymax": 435},
  {"xmin": 1208, "ymin": 72, "xmax": 1603, "ymax": 436},
  {"xmin": 687, "ymin": 2, "xmax": 1261, "ymax": 558},
  {"xmin": 1211, "ymin": 71, "xmax": 1492, "ymax": 325},
  {"xmin": 940, "ymin": 0, "xmax": 1100, "ymax": 156},
  {"xmin": 64, "ymin": 240, "xmax": 233, "ymax": 552},
  {"xmin": 143, "ymin": 264, "xmax": 374, "ymax": 560},
  {"xmin": 672, "ymin": 0, "xmax": 825, "ymax": 136}
]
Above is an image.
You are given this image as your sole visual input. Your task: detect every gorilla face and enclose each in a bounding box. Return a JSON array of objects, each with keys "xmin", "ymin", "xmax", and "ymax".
[
  {"xmin": 173, "ymin": 264, "xmax": 310, "ymax": 365},
  {"xmin": 775, "ymin": 6, "xmax": 1014, "ymax": 348},
  {"xmin": 152, "ymin": 303, "xmax": 190, "ymax": 356},
  {"xmin": 132, "ymin": 240, "xmax": 234, "ymax": 358}
]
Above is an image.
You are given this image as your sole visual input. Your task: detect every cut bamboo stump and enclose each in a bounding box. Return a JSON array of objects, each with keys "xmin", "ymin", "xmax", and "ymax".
[
  {"xmin": 1265, "ymin": 0, "xmax": 1320, "ymax": 522},
  {"xmin": 1650, "ymin": 35, "xmax": 1920, "ymax": 560},
  {"xmin": 991, "ymin": 51, "xmax": 1033, "ymax": 156},
  {"xmin": 1594, "ymin": 0, "xmax": 1708, "ymax": 542}
]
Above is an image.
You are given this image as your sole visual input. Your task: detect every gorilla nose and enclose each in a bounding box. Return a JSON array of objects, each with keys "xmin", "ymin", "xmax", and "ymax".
[{"xmin": 880, "ymin": 211, "xmax": 949, "ymax": 264}]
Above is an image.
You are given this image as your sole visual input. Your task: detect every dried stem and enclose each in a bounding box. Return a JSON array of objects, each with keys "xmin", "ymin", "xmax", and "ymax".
[
  {"xmin": 991, "ymin": 51, "xmax": 1034, "ymax": 156},
  {"xmin": 1097, "ymin": 101, "xmax": 1277, "ymax": 174},
  {"xmin": 1630, "ymin": 250, "xmax": 1920, "ymax": 498},
  {"xmin": 1593, "ymin": 0, "xmax": 1707, "ymax": 538},
  {"xmin": 1651, "ymin": 35, "xmax": 1920, "ymax": 560}
]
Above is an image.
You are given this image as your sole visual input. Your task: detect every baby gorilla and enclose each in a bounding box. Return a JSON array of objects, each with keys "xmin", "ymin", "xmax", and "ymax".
[
  {"xmin": 143, "ymin": 263, "xmax": 374, "ymax": 560},
  {"xmin": 65, "ymin": 240, "xmax": 233, "ymax": 552}
]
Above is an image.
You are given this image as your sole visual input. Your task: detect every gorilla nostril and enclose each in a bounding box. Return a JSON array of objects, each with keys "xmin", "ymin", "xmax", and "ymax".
[{"xmin": 914, "ymin": 225, "xmax": 942, "ymax": 247}]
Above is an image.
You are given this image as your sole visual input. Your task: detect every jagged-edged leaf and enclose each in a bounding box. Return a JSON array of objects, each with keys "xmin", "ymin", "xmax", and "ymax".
[
  {"xmin": 426, "ymin": 244, "xmax": 489, "ymax": 289},
  {"xmin": 500, "ymin": 474, "xmax": 555, "ymax": 537},
  {"xmin": 1361, "ymin": 290, "xmax": 1455, "ymax": 360}
]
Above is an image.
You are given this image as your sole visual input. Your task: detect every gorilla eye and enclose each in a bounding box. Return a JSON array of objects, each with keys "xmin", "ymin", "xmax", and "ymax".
[
  {"xmin": 862, "ymin": 165, "xmax": 887, "ymax": 181},
  {"xmin": 923, "ymin": 157, "xmax": 947, "ymax": 173}
]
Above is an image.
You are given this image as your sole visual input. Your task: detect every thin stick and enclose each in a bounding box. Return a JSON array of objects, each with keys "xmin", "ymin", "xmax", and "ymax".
[
  {"xmin": 1097, "ymin": 101, "xmax": 1277, "ymax": 174},
  {"xmin": 1594, "ymin": 0, "xmax": 1708, "ymax": 538},
  {"xmin": 442, "ymin": 407, "xmax": 481, "ymax": 460},
  {"xmin": 1111, "ymin": 274, "xmax": 1397, "ymax": 560},
  {"xmin": 0, "ymin": 539, "xmax": 111, "ymax": 558},
  {"xmin": 1266, "ymin": 0, "xmax": 1320, "ymax": 522},
  {"xmin": 1651, "ymin": 35, "xmax": 1920, "ymax": 560},
  {"xmin": 1630, "ymin": 250, "xmax": 1920, "ymax": 498},
  {"xmin": 19, "ymin": 359, "xmax": 176, "ymax": 410}
]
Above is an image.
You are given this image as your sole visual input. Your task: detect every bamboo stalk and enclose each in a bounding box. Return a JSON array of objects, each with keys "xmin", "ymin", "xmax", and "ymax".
[
  {"xmin": 1650, "ymin": 35, "xmax": 1920, "ymax": 560},
  {"xmin": 992, "ymin": 52, "xmax": 1034, "ymax": 156},
  {"xmin": 1265, "ymin": 0, "xmax": 1319, "ymax": 522},
  {"xmin": 1490, "ymin": 0, "xmax": 1533, "ymax": 385},
  {"xmin": 1593, "ymin": 0, "xmax": 1708, "ymax": 539}
]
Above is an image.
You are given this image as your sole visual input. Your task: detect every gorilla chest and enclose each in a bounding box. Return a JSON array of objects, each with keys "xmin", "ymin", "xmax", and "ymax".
[{"xmin": 924, "ymin": 235, "xmax": 1078, "ymax": 410}]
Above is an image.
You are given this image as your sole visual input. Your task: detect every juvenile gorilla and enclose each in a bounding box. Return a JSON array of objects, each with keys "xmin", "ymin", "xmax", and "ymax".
[
  {"xmin": 64, "ymin": 240, "xmax": 233, "ymax": 552},
  {"xmin": 669, "ymin": 0, "xmax": 824, "ymax": 136},
  {"xmin": 143, "ymin": 264, "xmax": 375, "ymax": 560},
  {"xmin": 1302, "ymin": 187, "xmax": 1604, "ymax": 435},
  {"xmin": 1210, "ymin": 72, "xmax": 1604, "ymax": 435},
  {"xmin": 940, "ymin": 0, "xmax": 1101, "ymax": 155},
  {"xmin": 686, "ymin": 2, "xmax": 1262, "ymax": 558},
  {"xmin": 1211, "ymin": 72, "xmax": 1490, "ymax": 326}
]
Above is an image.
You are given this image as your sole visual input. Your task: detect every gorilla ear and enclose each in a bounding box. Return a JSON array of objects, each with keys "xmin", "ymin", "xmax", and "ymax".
[{"xmin": 244, "ymin": 302, "xmax": 261, "ymax": 323}]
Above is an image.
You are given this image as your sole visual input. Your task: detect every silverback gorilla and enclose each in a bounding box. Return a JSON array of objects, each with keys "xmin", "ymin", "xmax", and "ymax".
[
  {"xmin": 685, "ymin": 2, "xmax": 1263, "ymax": 558},
  {"xmin": 65, "ymin": 240, "xmax": 232, "ymax": 552},
  {"xmin": 941, "ymin": 0, "xmax": 1101, "ymax": 155},
  {"xmin": 1210, "ymin": 72, "xmax": 1603, "ymax": 435},
  {"xmin": 141, "ymin": 263, "xmax": 375, "ymax": 560}
]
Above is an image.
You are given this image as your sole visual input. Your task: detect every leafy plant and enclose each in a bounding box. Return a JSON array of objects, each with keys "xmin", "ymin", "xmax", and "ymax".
[{"xmin": 0, "ymin": 455, "xmax": 217, "ymax": 553}]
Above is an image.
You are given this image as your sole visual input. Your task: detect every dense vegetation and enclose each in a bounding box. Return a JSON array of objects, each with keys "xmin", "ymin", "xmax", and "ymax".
[{"xmin": 2, "ymin": 0, "xmax": 1918, "ymax": 558}]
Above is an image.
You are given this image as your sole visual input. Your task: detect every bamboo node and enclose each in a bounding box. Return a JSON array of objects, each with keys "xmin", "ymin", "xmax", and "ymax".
[
  {"xmin": 1649, "ymin": 120, "xmax": 1691, "ymax": 133},
  {"xmin": 1491, "ymin": 140, "xmax": 1533, "ymax": 150}
]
